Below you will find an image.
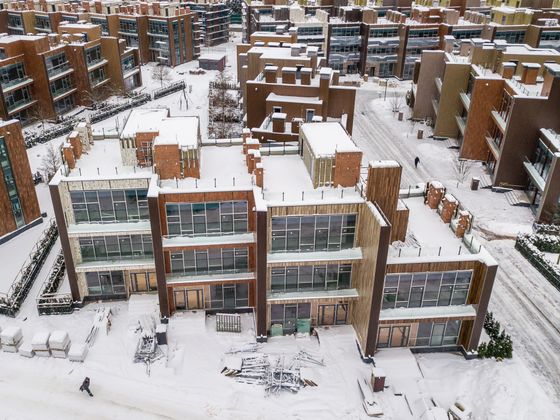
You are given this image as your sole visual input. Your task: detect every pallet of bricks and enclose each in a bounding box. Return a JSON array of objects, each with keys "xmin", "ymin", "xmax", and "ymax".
[{"xmin": 0, "ymin": 326, "xmax": 23, "ymax": 353}]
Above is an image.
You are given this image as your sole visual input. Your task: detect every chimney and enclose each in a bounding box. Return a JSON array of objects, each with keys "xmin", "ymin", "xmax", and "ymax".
[
  {"xmin": 281, "ymin": 67, "xmax": 296, "ymax": 84},
  {"xmin": 255, "ymin": 163, "xmax": 264, "ymax": 188},
  {"xmin": 264, "ymin": 65, "xmax": 278, "ymax": 83},
  {"xmin": 499, "ymin": 62, "xmax": 516, "ymax": 80},
  {"xmin": 290, "ymin": 45, "xmax": 300, "ymax": 56},
  {"xmin": 272, "ymin": 112, "xmax": 287, "ymax": 133},
  {"xmin": 291, "ymin": 118, "xmax": 303, "ymax": 134},
  {"xmin": 520, "ymin": 62, "xmax": 540, "ymax": 85},
  {"xmin": 62, "ymin": 145, "xmax": 76, "ymax": 169},
  {"xmin": 332, "ymin": 70, "xmax": 340, "ymax": 86},
  {"xmin": 68, "ymin": 132, "xmax": 83, "ymax": 159},
  {"xmin": 301, "ymin": 68, "xmax": 311, "ymax": 85}
]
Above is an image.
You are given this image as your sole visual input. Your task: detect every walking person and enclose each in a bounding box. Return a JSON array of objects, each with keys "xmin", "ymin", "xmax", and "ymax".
[
  {"xmin": 414, "ymin": 156, "xmax": 420, "ymax": 168},
  {"xmin": 79, "ymin": 377, "xmax": 93, "ymax": 397}
]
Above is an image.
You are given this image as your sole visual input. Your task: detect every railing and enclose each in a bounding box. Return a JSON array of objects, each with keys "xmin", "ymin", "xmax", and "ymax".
[
  {"xmin": 164, "ymin": 230, "xmax": 249, "ymax": 239},
  {"xmin": 1, "ymin": 76, "xmax": 31, "ymax": 90},
  {"xmin": 47, "ymin": 62, "xmax": 71, "ymax": 78},
  {"xmin": 6, "ymin": 97, "xmax": 34, "ymax": 113},
  {"xmin": 0, "ymin": 219, "xmax": 58, "ymax": 317},
  {"xmin": 152, "ymin": 80, "xmax": 185, "ymax": 100},
  {"xmin": 51, "ymin": 85, "xmax": 75, "ymax": 99},
  {"xmin": 36, "ymin": 251, "xmax": 73, "ymax": 315}
]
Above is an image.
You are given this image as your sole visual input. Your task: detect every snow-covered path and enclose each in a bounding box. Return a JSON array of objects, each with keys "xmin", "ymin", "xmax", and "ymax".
[{"xmin": 486, "ymin": 240, "xmax": 560, "ymax": 404}]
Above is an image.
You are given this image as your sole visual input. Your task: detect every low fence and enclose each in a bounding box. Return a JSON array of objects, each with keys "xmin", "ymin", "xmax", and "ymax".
[
  {"xmin": 515, "ymin": 235, "xmax": 560, "ymax": 292},
  {"xmin": 216, "ymin": 313, "xmax": 241, "ymax": 333},
  {"xmin": 153, "ymin": 80, "xmax": 185, "ymax": 100},
  {"xmin": 0, "ymin": 219, "xmax": 58, "ymax": 317},
  {"xmin": 36, "ymin": 251, "xmax": 73, "ymax": 315}
]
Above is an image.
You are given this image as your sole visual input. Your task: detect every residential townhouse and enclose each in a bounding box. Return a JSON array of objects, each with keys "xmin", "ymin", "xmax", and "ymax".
[
  {"xmin": 0, "ymin": 1, "xmax": 201, "ymax": 67},
  {"xmin": 0, "ymin": 22, "xmax": 141, "ymax": 123},
  {"xmin": 49, "ymin": 111, "xmax": 498, "ymax": 357},
  {"xmin": 412, "ymin": 39, "xmax": 560, "ymax": 223},
  {"xmin": 237, "ymin": 39, "xmax": 356, "ymax": 142},
  {"xmin": 0, "ymin": 119, "xmax": 42, "ymax": 243}
]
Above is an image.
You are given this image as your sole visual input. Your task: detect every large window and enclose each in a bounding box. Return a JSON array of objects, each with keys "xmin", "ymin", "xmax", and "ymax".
[
  {"xmin": 90, "ymin": 17, "xmax": 108, "ymax": 35},
  {"xmin": 5, "ymin": 86, "xmax": 32, "ymax": 113},
  {"xmin": 85, "ymin": 45, "xmax": 103, "ymax": 66},
  {"xmin": 121, "ymin": 55, "xmax": 137, "ymax": 72},
  {"xmin": 70, "ymin": 189, "xmax": 149, "ymax": 223},
  {"xmin": 270, "ymin": 303, "xmax": 311, "ymax": 334},
  {"xmin": 415, "ymin": 320, "xmax": 461, "ymax": 347},
  {"xmin": 210, "ymin": 283, "xmax": 248, "ymax": 309},
  {"xmin": 50, "ymin": 75, "xmax": 73, "ymax": 97},
  {"xmin": 271, "ymin": 214, "xmax": 356, "ymax": 253},
  {"xmin": 79, "ymin": 235, "xmax": 153, "ymax": 262},
  {"xmin": 45, "ymin": 52, "xmax": 70, "ymax": 77},
  {"xmin": 0, "ymin": 62, "xmax": 27, "ymax": 88},
  {"xmin": 85, "ymin": 270, "xmax": 125, "ymax": 296},
  {"xmin": 88, "ymin": 67, "xmax": 107, "ymax": 86},
  {"xmin": 271, "ymin": 264, "xmax": 351, "ymax": 292},
  {"xmin": 119, "ymin": 18, "xmax": 137, "ymax": 34},
  {"xmin": 166, "ymin": 201, "xmax": 248, "ymax": 236},
  {"xmin": 0, "ymin": 137, "xmax": 24, "ymax": 228},
  {"xmin": 53, "ymin": 94, "xmax": 75, "ymax": 115},
  {"xmin": 170, "ymin": 248, "xmax": 248, "ymax": 275},
  {"xmin": 148, "ymin": 19, "xmax": 168, "ymax": 35},
  {"xmin": 382, "ymin": 271, "xmax": 472, "ymax": 310},
  {"xmin": 532, "ymin": 140, "xmax": 554, "ymax": 182}
]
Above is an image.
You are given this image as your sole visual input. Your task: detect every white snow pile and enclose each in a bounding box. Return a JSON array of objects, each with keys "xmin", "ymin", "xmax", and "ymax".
[
  {"xmin": 31, "ymin": 331, "xmax": 50, "ymax": 352},
  {"xmin": 1, "ymin": 326, "xmax": 23, "ymax": 346}
]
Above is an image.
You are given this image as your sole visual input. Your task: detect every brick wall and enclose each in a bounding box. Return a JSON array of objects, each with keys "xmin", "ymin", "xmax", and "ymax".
[{"xmin": 333, "ymin": 151, "xmax": 362, "ymax": 187}]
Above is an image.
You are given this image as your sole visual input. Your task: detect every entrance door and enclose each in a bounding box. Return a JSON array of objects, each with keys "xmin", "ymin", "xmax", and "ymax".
[
  {"xmin": 131, "ymin": 272, "xmax": 157, "ymax": 292},
  {"xmin": 336, "ymin": 304, "xmax": 348, "ymax": 325},
  {"xmin": 284, "ymin": 304, "xmax": 298, "ymax": 334},
  {"xmin": 377, "ymin": 327, "xmax": 391, "ymax": 348},
  {"xmin": 223, "ymin": 285, "xmax": 236, "ymax": 309},
  {"xmin": 390, "ymin": 326, "xmax": 410, "ymax": 347},
  {"xmin": 430, "ymin": 323, "xmax": 446, "ymax": 347},
  {"xmin": 318, "ymin": 305, "xmax": 336, "ymax": 325},
  {"xmin": 174, "ymin": 290, "xmax": 187, "ymax": 310},
  {"xmin": 186, "ymin": 289, "xmax": 203, "ymax": 310},
  {"xmin": 148, "ymin": 273, "xmax": 157, "ymax": 290}
]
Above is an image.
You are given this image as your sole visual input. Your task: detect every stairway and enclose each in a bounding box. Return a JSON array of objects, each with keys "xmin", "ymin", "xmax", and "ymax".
[
  {"xmin": 478, "ymin": 174, "xmax": 493, "ymax": 189},
  {"xmin": 504, "ymin": 190, "xmax": 531, "ymax": 207}
]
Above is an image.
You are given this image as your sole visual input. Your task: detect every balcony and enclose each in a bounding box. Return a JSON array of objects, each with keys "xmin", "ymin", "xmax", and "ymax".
[
  {"xmin": 491, "ymin": 109, "xmax": 507, "ymax": 133},
  {"xmin": 6, "ymin": 97, "xmax": 37, "ymax": 114},
  {"xmin": 86, "ymin": 58, "xmax": 108, "ymax": 71},
  {"xmin": 166, "ymin": 270, "xmax": 255, "ymax": 286},
  {"xmin": 90, "ymin": 76, "xmax": 110, "ymax": 89},
  {"xmin": 523, "ymin": 157, "xmax": 546, "ymax": 192},
  {"xmin": 434, "ymin": 77, "xmax": 442, "ymax": 93},
  {"xmin": 75, "ymin": 258, "xmax": 155, "ymax": 272},
  {"xmin": 47, "ymin": 62, "xmax": 73, "ymax": 80},
  {"xmin": 1, "ymin": 76, "xmax": 33, "ymax": 94},
  {"xmin": 162, "ymin": 232, "xmax": 255, "ymax": 248},
  {"xmin": 459, "ymin": 91, "xmax": 470, "ymax": 111},
  {"xmin": 51, "ymin": 86, "xmax": 77, "ymax": 101},
  {"xmin": 484, "ymin": 133, "xmax": 501, "ymax": 159},
  {"xmin": 455, "ymin": 115, "xmax": 467, "ymax": 135},
  {"xmin": 267, "ymin": 288, "xmax": 359, "ymax": 303}
]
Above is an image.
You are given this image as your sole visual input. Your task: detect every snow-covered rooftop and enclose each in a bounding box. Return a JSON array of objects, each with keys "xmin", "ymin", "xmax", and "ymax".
[
  {"xmin": 301, "ymin": 122, "xmax": 359, "ymax": 156},
  {"xmin": 68, "ymin": 138, "xmax": 153, "ymax": 180},
  {"xmin": 158, "ymin": 145, "xmax": 253, "ymax": 193},
  {"xmin": 121, "ymin": 108, "xmax": 168, "ymax": 139}
]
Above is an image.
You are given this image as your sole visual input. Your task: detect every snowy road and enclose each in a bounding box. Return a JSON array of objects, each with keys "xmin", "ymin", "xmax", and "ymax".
[
  {"xmin": 352, "ymin": 82, "xmax": 560, "ymax": 405},
  {"xmin": 486, "ymin": 240, "xmax": 560, "ymax": 404}
]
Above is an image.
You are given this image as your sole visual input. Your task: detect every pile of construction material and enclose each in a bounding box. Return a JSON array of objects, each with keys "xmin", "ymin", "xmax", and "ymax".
[
  {"xmin": 133, "ymin": 315, "xmax": 164, "ymax": 375},
  {"xmin": 221, "ymin": 350, "xmax": 323, "ymax": 394},
  {"xmin": 68, "ymin": 343, "xmax": 88, "ymax": 362},
  {"xmin": 1, "ymin": 326, "xmax": 23, "ymax": 352},
  {"xmin": 32, "ymin": 331, "xmax": 51, "ymax": 357},
  {"xmin": 49, "ymin": 331, "xmax": 71, "ymax": 358}
]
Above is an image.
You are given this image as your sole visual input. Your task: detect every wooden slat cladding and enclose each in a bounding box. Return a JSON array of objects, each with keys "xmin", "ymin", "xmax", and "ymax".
[
  {"xmin": 268, "ymin": 203, "xmax": 362, "ymax": 217},
  {"xmin": 349, "ymin": 203, "xmax": 390, "ymax": 356},
  {"xmin": 365, "ymin": 164, "xmax": 402, "ymax": 242}
]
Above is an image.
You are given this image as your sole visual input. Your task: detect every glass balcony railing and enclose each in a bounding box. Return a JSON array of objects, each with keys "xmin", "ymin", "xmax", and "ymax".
[
  {"xmin": 6, "ymin": 97, "xmax": 34, "ymax": 113},
  {"xmin": 51, "ymin": 85, "xmax": 74, "ymax": 99},
  {"xmin": 1, "ymin": 76, "xmax": 31, "ymax": 90},
  {"xmin": 47, "ymin": 62, "xmax": 71, "ymax": 78}
]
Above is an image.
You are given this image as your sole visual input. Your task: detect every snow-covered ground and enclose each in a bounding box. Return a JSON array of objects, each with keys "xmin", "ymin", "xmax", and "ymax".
[{"xmin": 1, "ymin": 36, "xmax": 559, "ymax": 419}]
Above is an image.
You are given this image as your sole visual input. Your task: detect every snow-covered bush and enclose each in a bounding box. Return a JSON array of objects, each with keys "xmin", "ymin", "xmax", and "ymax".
[
  {"xmin": 478, "ymin": 312, "xmax": 513, "ymax": 360},
  {"xmin": 516, "ymin": 230, "xmax": 560, "ymax": 291}
]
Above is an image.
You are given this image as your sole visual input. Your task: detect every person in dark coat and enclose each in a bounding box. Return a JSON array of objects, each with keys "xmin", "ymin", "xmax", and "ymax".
[
  {"xmin": 414, "ymin": 156, "xmax": 420, "ymax": 168},
  {"xmin": 79, "ymin": 377, "xmax": 93, "ymax": 397}
]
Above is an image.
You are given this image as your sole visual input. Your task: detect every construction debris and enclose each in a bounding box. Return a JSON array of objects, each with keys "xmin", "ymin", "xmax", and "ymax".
[
  {"xmin": 133, "ymin": 315, "xmax": 164, "ymax": 375},
  {"xmin": 225, "ymin": 342, "xmax": 261, "ymax": 354},
  {"xmin": 221, "ymin": 350, "xmax": 324, "ymax": 394}
]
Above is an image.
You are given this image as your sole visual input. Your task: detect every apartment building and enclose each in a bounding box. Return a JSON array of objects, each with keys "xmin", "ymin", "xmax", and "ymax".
[
  {"xmin": 412, "ymin": 39, "xmax": 560, "ymax": 140},
  {"xmin": 0, "ymin": 1, "xmax": 201, "ymax": 67},
  {"xmin": 187, "ymin": 2, "xmax": 230, "ymax": 46},
  {"xmin": 0, "ymin": 24, "xmax": 141, "ymax": 123},
  {"xmin": 237, "ymin": 39, "xmax": 356, "ymax": 141},
  {"xmin": 0, "ymin": 119, "xmax": 41, "ymax": 243},
  {"xmin": 49, "ymin": 112, "xmax": 498, "ymax": 356}
]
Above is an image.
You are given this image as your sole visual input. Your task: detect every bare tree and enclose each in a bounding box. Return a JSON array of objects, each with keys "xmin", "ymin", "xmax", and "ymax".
[
  {"xmin": 39, "ymin": 143, "xmax": 62, "ymax": 182},
  {"xmin": 454, "ymin": 159, "xmax": 474, "ymax": 186},
  {"xmin": 208, "ymin": 71, "xmax": 240, "ymax": 138},
  {"xmin": 29, "ymin": 105, "xmax": 52, "ymax": 135},
  {"xmin": 389, "ymin": 91, "xmax": 404, "ymax": 114},
  {"xmin": 152, "ymin": 63, "xmax": 171, "ymax": 87}
]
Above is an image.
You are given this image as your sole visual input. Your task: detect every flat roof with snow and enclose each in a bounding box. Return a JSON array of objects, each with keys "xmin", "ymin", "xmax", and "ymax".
[{"xmin": 301, "ymin": 122, "xmax": 359, "ymax": 156}]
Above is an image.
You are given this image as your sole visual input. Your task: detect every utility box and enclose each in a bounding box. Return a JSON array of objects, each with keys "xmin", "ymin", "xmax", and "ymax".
[
  {"xmin": 296, "ymin": 319, "xmax": 311, "ymax": 334},
  {"xmin": 156, "ymin": 324, "xmax": 168, "ymax": 345},
  {"xmin": 371, "ymin": 367, "xmax": 386, "ymax": 392},
  {"xmin": 270, "ymin": 324, "xmax": 283, "ymax": 337},
  {"xmin": 470, "ymin": 177, "xmax": 480, "ymax": 191}
]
